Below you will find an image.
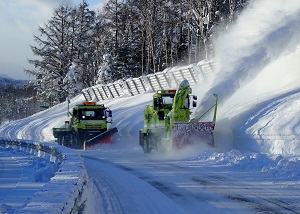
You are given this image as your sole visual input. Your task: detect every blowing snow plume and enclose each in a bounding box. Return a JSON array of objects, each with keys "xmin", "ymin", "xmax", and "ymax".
[{"xmin": 197, "ymin": 0, "xmax": 300, "ymax": 112}]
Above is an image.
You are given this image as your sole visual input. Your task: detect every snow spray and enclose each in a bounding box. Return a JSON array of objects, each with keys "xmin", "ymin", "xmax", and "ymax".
[{"xmin": 198, "ymin": 0, "xmax": 300, "ymax": 112}]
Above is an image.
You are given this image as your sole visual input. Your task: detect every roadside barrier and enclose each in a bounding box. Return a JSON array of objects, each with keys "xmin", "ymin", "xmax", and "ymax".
[
  {"xmin": 82, "ymin": 59, "xmax": 219, "ymax": 101},
  {"xmin": 0, "ymin": 138, "xmax": 87, "ymax": 214}
]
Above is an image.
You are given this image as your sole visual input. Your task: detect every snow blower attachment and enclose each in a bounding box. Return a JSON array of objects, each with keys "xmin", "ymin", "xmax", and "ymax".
[
  {"xmin": 53, "ymin": 101, "xmax": 118, "ymax": 150},
  {"xmin": 139, "ymin": 79, "xmax": 218, "ymax": 153}
]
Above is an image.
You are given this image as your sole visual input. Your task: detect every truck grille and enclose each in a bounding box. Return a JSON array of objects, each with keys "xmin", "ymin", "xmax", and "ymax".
[{"xmin": 85, "ymin": 124, "xmax": 103, "ymax": 129}]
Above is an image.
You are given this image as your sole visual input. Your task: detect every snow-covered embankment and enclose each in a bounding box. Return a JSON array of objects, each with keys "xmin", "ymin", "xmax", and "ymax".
[{"xmin": 0, "ymin": 138, "xmax": 87, "ymax": 214}]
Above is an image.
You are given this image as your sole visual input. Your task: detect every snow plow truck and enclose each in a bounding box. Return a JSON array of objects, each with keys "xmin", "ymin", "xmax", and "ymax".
[
  {"xmin": 53, "ymin": 101, "xmax": 118, "ymax": 150},
  {"xmin": 139, "ymin": 79, "xmax": 218, "ymax": 153}
]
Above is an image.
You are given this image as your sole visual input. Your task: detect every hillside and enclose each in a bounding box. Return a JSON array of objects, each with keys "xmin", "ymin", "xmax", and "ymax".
[{"xmin": 0, "ymin": 74, "xmax": 29, "ymax": 90}]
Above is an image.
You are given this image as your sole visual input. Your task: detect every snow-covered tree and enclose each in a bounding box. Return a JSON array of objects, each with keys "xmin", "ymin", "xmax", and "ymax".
[
  {"xmin": 72, "ymin": 1, "xmax": 96, "ymax": 89},
  {"xmin": 63, "ymin": 62, "xmax": 82, "ymax": 97},
  {"xmin": 25, "ymin": 2, "xmax": 97, "ymax": 106},
  {"xmin": 96, "ymin": 53, "xmax": 113, "ymax": 84},
  {"xmin": 25, "ymin": 5, "xmax": 73, "ymax": 106}
]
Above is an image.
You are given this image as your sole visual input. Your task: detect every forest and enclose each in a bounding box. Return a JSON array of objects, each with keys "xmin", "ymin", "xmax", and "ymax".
[
  {"xmin": 0, "ymin": 81, "xmax": 39, "ymax": 123},
  {"xmin": 24, "ymin": 0, "xmax": 248, "ymax": 107}
]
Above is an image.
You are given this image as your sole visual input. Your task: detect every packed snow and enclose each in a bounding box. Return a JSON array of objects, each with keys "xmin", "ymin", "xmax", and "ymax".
[{"xmin": 1, "ymin": 0, "xmax": 300, "ymax": 213}]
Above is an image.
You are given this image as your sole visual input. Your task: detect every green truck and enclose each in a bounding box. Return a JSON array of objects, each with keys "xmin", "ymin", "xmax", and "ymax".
[
  {"xmin": 139, "ymin": 79, "xmax": 218, "ymax": 153},
  {"xmin": 53, "ymin": 101, "xmax": 118, "ymax": 149}
]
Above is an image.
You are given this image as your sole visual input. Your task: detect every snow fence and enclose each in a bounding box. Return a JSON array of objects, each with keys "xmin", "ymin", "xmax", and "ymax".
[
  {"xmin": 82, "ymin": 58, "xmax": 219, "ymax": 101},
  {"xmin": 0, "ymin": 138, "xmax": 87, "ymax": 214}
]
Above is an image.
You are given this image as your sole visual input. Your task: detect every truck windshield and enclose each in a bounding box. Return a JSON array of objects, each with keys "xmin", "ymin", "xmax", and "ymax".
[
  {"xmin": 162, "ymin": 95, "xmax": 174, "ymax": 105},
  {"xmin": 79, "ymin": 109, "xmax": 105, "ymax": 120},
  {"xmin": 160, "ymin": 94, "xmax": 190, "ymax": 109}
]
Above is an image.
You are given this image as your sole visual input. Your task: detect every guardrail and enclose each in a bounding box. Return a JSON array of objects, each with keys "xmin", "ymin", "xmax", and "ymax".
[
  {"xmin": 0, "ymin": 138, "xmax": 87, "ymax": 214},
  {"xmin": 82, "ymin": 58, "xmax": 219, "ymax": 101}
]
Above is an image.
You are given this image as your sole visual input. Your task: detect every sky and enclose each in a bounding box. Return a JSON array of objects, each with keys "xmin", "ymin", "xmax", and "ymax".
[{"xmin": 0, "ymin": 0, "xmax": 105, "ymax": 80}]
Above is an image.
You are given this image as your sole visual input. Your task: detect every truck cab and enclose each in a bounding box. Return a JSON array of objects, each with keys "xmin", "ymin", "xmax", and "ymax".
[
  {"xmin": 53, "ymin": 101, "xmax": 117, "ymax": 150},
  {"xmin": 71, "ymin": 102, "xmax": 109, "ymax": 133},
  {"xmin": 140, "ymin": 87, "xmax": 197, "ymax": 153}
]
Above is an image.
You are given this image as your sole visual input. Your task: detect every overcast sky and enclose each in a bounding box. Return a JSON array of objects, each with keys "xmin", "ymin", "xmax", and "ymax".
[{"xmin": 0, "ymin": 0, "xmax": 105, "ymax": 80}]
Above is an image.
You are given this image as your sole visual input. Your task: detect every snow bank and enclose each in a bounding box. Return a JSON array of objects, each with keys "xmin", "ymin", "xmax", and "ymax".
[
  {"xmin": 0, "ymin": 138, "xmax": 87, "ymax": 214},
  {"xmin": 202, "ymin": 0, "xmax": 300, "ymax": 110},
  {"xmin": 193, "ymin": 149, "xmax": 300, "ymax": 180},
  {"xmin": 200, "ymin": 0, "xmax": 300, "ymax": 156}
]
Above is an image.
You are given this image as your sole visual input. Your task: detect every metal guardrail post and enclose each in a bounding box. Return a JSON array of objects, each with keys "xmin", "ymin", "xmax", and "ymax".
[
  {"xmin": 146, "ymin": 75, "xmax": 155, "ymax": 91},
  {"xmin": 124, "ymin": 80, "xmax": 134, "ymax": 96},
  {"xmin": 170, "ymin": 69, "xmax": 179, "ymax": 87},
  {"xmin": 187, "ymin": 67, "xmax": 197, "ymax": 84},
  {"xmin": 139, "ymin": 77, "xmax": 147, "ymax": 92},
  {"xmin": 154, "ymin": 75, "xmax": 163, "ymax": 89},
  {"xmin": 132, "ymin": 79, "xmax": 140, "ymax": 94},
  {"xmin": 113, "ymin": 83, "xmax": 120, "ymax": 97},
  {"xmin": 101, "ymin": 85, "xmax": 109, "ymax": 98},
  {"xmin": 82, "ymin": 89, "xmax": 93, "ymax": 101},
  {"xmin": 106, "ymin": 85, "xmax": 114, "ymax": 98},
  {"xmin": 163, "ymin": 72, "xmax": 171, "ymax": 88},
  {"xmin": 95, "ymin": 87, "xmax": 105, "ymax": 101}
]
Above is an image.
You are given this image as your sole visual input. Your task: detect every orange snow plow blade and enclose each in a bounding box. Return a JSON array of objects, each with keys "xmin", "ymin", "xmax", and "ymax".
[
  {"xmin": 171, "ymin": 121, "xmax": 215, "ymax": 148},
  {"xmin": 84, "ymin": 127, "xmax": 118, "ymax": 149}
]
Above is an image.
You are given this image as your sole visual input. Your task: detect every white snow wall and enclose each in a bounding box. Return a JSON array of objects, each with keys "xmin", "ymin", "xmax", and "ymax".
[
  {"xmin": 200, "ymin": 0, "xmax": 300, "ymax": 155},
  {"xmin": 199, "ymin": 0, "xmax": 300, "ymax": 111},
  {"xmin": 0, "ymin": 139, "xmax": 87, "ymax": 214}
]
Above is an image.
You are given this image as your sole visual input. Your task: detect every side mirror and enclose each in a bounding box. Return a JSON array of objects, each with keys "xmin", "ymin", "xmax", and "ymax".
[
  {"xmin": 193, "ymin": 100, "xmax": 197, "ymax": 108},
  {"xmin": 106, "ymin": 109, "xmax": 113, "ymax": 123},
  {"xmin": 153, "ymin": 98, "xmax": 159, "ymax": 110},
  {"xmin": 106, "ymin": 108, "xmax": 112, "ymax": 117}
]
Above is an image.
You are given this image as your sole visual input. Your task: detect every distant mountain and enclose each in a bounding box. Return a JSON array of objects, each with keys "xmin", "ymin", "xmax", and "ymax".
[
  {"xmin": 0, "ymin": 74, "xmax": 12, "ymax": 79},
  {"xmin": 0, "ymin": 73, "xmax": 13, "ymax": 79},
  {"xmin": 0, "ymin": 75, "xmax": 29, "ymax": 91}
]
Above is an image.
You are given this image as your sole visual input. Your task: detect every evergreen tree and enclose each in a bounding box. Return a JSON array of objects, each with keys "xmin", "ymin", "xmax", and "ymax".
[
  {"xmin": 25, "ymin": 5, "xmax": 73, "ymax": 106},
  {"xmin": 72, "ymin": 1, "xmax": 96, "ymax": 89}
]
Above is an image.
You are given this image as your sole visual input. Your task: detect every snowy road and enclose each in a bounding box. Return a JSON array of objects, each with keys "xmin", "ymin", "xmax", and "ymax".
[{"xmin": 82, "ymin": 149, "xmax": 300, "ymax": 214}]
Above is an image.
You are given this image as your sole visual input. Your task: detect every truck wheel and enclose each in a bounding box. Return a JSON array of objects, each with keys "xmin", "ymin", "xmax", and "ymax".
[
  {"xmin": 70, "ymin": 133, "xmax": 78, "ymax": 149},
  {"xmin": 57, "ymin": 134, "xmax": 63, "ymax": 145},
  {"xmin": 140, "ymin": 132, "xmax": 151, "ymax": 153},
  {"xmin": 69, "ymin": 131, "xmax": 84, "ymax": 149},
  {"xmin": 72, "ymin": 132, "xmax": 85, "ymax": 149},
  {"xmin": 63, "ymin": 135, "xmax": 71, "ymax": 147},
  {"xmin": 144, "ymin": 133, "xmax": 155, "ymax": 153},
  {"xmin": 143, "ymin": 139, "xmax": 151, "ymax": 153},
  {"xmin": 76, "ymin": 132, "xmax": 85, "ymax": 149}
]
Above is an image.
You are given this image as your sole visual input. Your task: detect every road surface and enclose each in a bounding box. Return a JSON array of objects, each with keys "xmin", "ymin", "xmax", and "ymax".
[{"xmin": 82, "ymin": 148, "xmax": 300, "ymax": 214}]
